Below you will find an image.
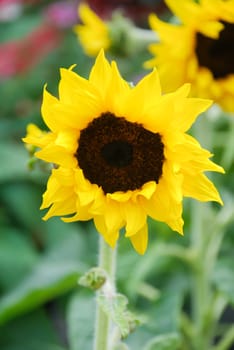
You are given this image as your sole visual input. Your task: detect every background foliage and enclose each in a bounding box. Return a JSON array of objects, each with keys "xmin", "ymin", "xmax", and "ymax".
[{"xmin": 0, "ymin": 1, "xmax": 234, "ymax": 349}]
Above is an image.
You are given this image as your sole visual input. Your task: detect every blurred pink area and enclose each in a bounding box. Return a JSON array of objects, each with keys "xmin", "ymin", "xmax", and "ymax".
[
  {"xmin": 0, "ymin": 24, "xmax": 62, "ymax": 79},
  {"xmin": 44, "ymin": 1, "xmax": 79, "ymax": 28}
]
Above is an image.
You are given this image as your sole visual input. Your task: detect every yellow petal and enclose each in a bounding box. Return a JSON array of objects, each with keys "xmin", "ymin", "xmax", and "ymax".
[
  {"xmin": 183, "ymin": 172, "xmax": 223, "ymax": 204},
  {"xmin": 105, "ymin": 61, "xmax": 130, "ymax": 113},
  {"xmin": 41, "ymin": 88, "xmax": 67, "ymax": 132},
  {"xmin": 36, "ymin": 145, "xmax": 77, "ymax": 167},
  {"xmin": 143, "ymin": 163, "xmax": 184, "ymax": 235},
  {"xmin": 173, "ymin": 98, "xmax": 212, "ymax": 132},
  {"xmin": 123, "ymin": 202, "xmax": 147, "ymax": 237},
  {"xmin": 75, "ymin": 169, "xmax": 96, "ymax": 191},
  {"xmin": 40, "ymin": 169, "xmax": 76, "ymax": 209},
  {"xmin": 94, "ymin": 216, "xmax": 120, "ymax": 248},
  {"xmin": 107, "ymin": 190, "xmax": 132, "ymax": 202},
  {"xmin": 174, "ymin": 134, "xmax": 225, "ymax": 174},
  {"xmin": 129, "ymin": 224, "xmax": 148, "ymax": 255},
  {"xmin": 165, "ymin": 0, "xmax": 204, "ymax": 26},
  {"xmin": 52, "ymin": 167, "xmax": 75, "ymax": 186},
  {"xmin": 55, "ymin": 130, "xmax": 78, "ymax": 152},
  {"xmin": 42, "ymin": 195, "xmax": 76, "ymax": 220},
  {"xmin": 62, "ymin": 206, "xmax": 92, "ymax": 222},
  {"xmin": 77, "ymin": 188, "xmax": 97, "ymax": 206},
  {"xmin": 46, "ymin": 102, "xmax": 92, "ymax": 131},
  {"xmin": 103, "ymin": 230, "xmax": 120, "ymax": 248},
  {"xmin": 24, "ymin": 123, "xmax": 43, "ymax": 139},
  {"xmin": 124, "ymin": 68, "xmax": 161, "ymax": 123},
  {"xmin": 89, "ymin": 50, "xmax": 112, "ymax": 100},
  {"xmin": 22, "ymin": 124, "xmax": 55, "ymax": 148},
  {"xmin": 143, "ymin": 83, "xmax": 191, "ymax": 133},
  {"xmin": 74, "ymin": 4, "xmax": 110, "ymax": 56},
  {"xmin": 40, "ymin": 176, "xmax": 60, "ymax": 209},
  {"xmin": 78, "ymin": 3, "xmax": 103, "ymax": 26},
  {"xmin": 133, "ymin": 181, "xmax": 157, "ymax": 201},
  {"xmin": 199, "ymin": 20, "xmax": 224, "ymax": 38},
  {"xmin": 104, "ymin": 201, "xmax": 124, "ymax": 233},
  {"xmin": 58, "ymin": 68, "xmax": 103, "ymax": 124}
]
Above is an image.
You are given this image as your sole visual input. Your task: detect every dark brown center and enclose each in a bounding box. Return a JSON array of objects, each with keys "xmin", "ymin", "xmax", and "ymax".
[
  {"xmin": 76, "ymin": 112, "xmax": 164, "ymax": 194},
  {"xmin": 195, "ymin": 21, "xmax": 234, "ymax": 79}
]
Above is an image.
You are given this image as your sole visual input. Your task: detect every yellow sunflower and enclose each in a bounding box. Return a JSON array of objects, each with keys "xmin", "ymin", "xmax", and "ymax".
[
  {"xmin": 74, "ymin": 3, "xmax": 110, "ymax": 56},
  {"xmin": 23, "ymin": 50, "xmax": 224, "ymax": 254},
  {"xmin": 146, "ymin": 0, "xmax": 234, "ymax": 112}
]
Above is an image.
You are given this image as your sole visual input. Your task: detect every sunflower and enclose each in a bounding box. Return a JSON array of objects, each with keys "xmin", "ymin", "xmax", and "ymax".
[
  {"xmin": 23, "ymin": 50, "xmax": 224, "ymax": 254},
  {"xmin": 74, "ymin": 3, "xmax": 157, "ymax": 58},
  {"xmin": 74, "ymin": 3, "xmax": 111, "ymax": 56},
  {"xmin": 145, "ymin": 0, "xmax": 234, "ymax": 112}
]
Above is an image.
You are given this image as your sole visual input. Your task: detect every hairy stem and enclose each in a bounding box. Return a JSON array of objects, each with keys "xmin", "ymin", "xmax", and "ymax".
[{"xmin": 93, "ymin": 237, "xmax": 117, "ymax": 350}]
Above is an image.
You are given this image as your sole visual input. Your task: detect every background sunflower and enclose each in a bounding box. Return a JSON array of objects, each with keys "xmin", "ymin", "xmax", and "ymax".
[{"xmin": 146, "ymin": 0, "xmax": 234, "ymax": 112}]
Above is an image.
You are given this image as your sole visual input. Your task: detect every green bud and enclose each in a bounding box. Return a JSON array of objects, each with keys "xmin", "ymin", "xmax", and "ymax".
[{"xmin": 78, "ymin": 267, "xmax": 107, "ymax": 290}]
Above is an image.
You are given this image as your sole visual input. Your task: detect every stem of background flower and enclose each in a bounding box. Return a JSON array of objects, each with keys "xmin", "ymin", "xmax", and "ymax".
[
  {"xmin": 93, "ymin": 236, "xmax": 117, "ymax": 350},
  {"xmin": 190, "ymin": 203, "xmax": 231, "ymax": 350},
  {"xmin": 190, "ymin": 116, "xmax": 217, "ymax": 350},
  {"xmin": 221, "ymin": 116, "xmax": 234, "ymax": 171},
  {"xmin": 130, "ymin": 27, "xmax": 158, "ymax": 47}
]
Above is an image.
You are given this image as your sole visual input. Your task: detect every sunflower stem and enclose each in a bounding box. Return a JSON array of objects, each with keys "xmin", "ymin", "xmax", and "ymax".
[
  {"xmin": 93, "ymin": 236, "xmax": 117, "ymax": 350},
  {"xmin": 190, "ymin": 200, "xmax": 210, "ymax": 350}
]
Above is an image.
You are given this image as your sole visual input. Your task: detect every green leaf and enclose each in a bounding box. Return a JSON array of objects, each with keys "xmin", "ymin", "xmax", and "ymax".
[
  {"xmin": 126, "ymin": 289, "xmax": 183, "ymax": 350},
  {"xmin": 0, "ymin": 261, "xmax": 82, "ymax": 324},
  {"xmin": 98, "ymin": 293, "xmax": 140, "ymax": 338},
  {"xmin": 42, "ymin": 220, "xmax": 91, "ymax": 264},
  {"xmin": 67, "ymin": 292, "xmax": 95, "ymax": 350},
  {"xmin": 213, "ymin": 257, "xmax": 234, "ymax": 306},
  {"xmin": 1, "ymin": 182, "xmax": 44, "ymax": 231},
  {"xmin": 143, "ymin": 333, "xmax": 181, "ymax": 350},
  {"xmin": 0, "ymin": 142, "xmax": 45, "ymax": 183},
  {"xmin": 0, "ymin": 309, "xmax": 67, "ymax": 350},
  {"xmin": 0, "ymin": 237, "xmax": 87, "ymax": 324},
  {"xmin": 147, "ymin": 290, "xmax": 183, "ymax": 335},
  {"xmin": 98, "ymin": 293, "xmax": 129, "ymax": 337},
  {"xmin": 0, "ymin": 227, "xmax": 38, "ymax": 291},
  {"xmin": 0, "ymin": 142, "xmax": 30, "ymax": 182}
]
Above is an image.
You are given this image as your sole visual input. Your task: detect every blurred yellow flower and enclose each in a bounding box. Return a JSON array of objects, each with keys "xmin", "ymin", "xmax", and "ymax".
[
  {"xmin": 74, "ymin": 3, "xmax": 110, "ymax": 56},
  {"xmin": 146, "ymin": 0, "xmax": 234, "ymax": 112},
  {"xmin": 23, "ymin": 51, "xmax": 224, "ymax": 254}
]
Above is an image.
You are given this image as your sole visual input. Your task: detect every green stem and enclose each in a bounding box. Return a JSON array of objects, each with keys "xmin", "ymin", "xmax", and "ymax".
[
  {"xmin": 221, "ymin": 116, "xmax": 234, "ymax": 171},
  {"xmin": 130, "ymin": 27, "xmax": 158, "ymax": 47},
  {"xmin": 189, "ymin": 114, "xmax": 228, "ymax": 349},
  {"xmin": 93, "ymin": 237, "xmax": 117, "ymax": 350},
  {"xmin": 190, "ymin": 202, "xmax": 209, "ymax": 350},
  {"xmin": 190, "ymin": 117, "xmax": 214, "ymax": 350},
  {"xmin": 213, "ymin": 325, "xmax": 234, "ymax": 350}
]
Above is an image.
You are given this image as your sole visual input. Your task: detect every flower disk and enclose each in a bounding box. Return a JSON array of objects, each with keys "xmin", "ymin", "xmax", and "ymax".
[
  {"xmin": 77, "ymin": 112, "xmax": 164, "ymax": 194},
  {"xmin": 23, "ymin": 50, "xmax": 224, "ymax": 254},
  {"xmin": 146, "ymin": 0, "xmax": 234, "ymax": 112}
]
